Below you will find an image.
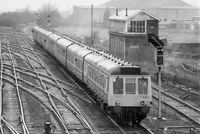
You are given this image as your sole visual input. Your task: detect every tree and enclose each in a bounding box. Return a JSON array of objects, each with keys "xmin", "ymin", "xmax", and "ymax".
[
  {"xmin": 103, "ymin": 6, "xmax": 111, "ymax": 28},
  {"xmin": 0, "ymin": 18, "xmax": 16, "ymax": 28},
  {"xmin": 37, "ymin": 3, "xmax": 64, "ymax": 27},
  {"xmin": 0, "ymin": 10, "xmax": 34, "ymax": 27}
]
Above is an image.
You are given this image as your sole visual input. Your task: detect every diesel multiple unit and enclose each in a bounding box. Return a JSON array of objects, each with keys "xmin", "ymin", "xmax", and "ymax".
[{"xmin": 33, "ymin": 26, "xmax": 152, "ymax": 125}]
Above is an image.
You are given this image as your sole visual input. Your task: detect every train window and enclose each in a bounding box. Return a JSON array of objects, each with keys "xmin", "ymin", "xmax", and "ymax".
[
  {"xmin": 125, "ymin": 78, "xmax": 136, "ymax": 94},
  {"xmin": 138, "ymin": 78, "xmax": 148, "ymax": 94},
  {"xmin": 113, "ymin": 78, "xmax": 123, "ymax": 94}
]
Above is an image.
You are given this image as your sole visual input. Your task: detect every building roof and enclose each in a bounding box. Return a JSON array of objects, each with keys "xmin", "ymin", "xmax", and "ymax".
[
  {"xmin": 73, "ymin": 5, "xmax": 116, "ymax": 9},
  {"xmin": 102, "ymin": 0, "xmax": 195, "ymax": 9},
  {"xmin": 109, "ymin": 9, "xmax": 160, "ymax": 21}
]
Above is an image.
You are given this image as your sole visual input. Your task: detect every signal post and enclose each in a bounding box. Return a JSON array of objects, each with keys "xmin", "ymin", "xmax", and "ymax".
[
  {"xmin": 148, "ymin": 34, "xmax": 164, "ymax": 119},
  {"xmin": 156, "ymin": 46, "xmax": 164, "ymax": 118}
]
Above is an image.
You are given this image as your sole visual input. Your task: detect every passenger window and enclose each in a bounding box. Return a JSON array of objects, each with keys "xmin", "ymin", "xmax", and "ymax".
[
  {"xmin": 138, "ymin": 78, "xmax": 148, "ymax": 94},
  {"xmin": 125, "ymin": 78, "xmax": 136, "ymax": 94},
  {"xmin": 113, "ymin": 78, "xmax": 123, "ymax": 94}
]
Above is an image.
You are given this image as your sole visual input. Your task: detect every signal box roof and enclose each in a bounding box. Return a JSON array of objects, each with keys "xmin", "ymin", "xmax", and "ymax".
[{"xmin": 109, "ymin": 9, "xmax": 160, "ymax": 21}]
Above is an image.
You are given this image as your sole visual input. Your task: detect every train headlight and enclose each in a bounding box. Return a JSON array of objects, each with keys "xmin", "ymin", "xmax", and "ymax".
[
  {"xmin": 140, "ymin": 101, "xmax": 144, "ymax": 105},
  {"xmin": 115, "ymin": 101, "xmax": 120, "ymax": 106},
  {"xmin": 140, "ymin": 101, "xmax": 152, "ymax": 106}
]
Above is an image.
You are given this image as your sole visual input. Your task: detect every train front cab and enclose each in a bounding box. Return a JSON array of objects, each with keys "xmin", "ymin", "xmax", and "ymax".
[{"xmin": 108, "ymin": 69, "xmax": 152, "ymax": 124}]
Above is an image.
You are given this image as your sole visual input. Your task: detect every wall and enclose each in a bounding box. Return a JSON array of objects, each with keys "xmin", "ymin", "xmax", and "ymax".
[
  {"xmin": 146, "ymin": 20, "xmax": 159, "ymax": 36},
  {"xmin": 109, "ymin": 19, "xmax": 158, "ymax": 65},
  {"xmin": 109, "ymin": 33, "xmax": 125, "ymax": 59},
  {"xmin": 125, "ymin": 35, "xmax": 155, "ymax": 65},
  {"xmin": 146, "ymin": 8, "xmax": 200, "ymax": 22}
]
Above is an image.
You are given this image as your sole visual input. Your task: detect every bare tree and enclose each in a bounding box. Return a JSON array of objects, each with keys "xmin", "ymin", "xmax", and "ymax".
[
  {"xmin": 40, "ymin": 3, "xmax": 56, "ymax": 15},
  {"xmin": 37, "ymin": 3, "xmax": 64, "ymax": 27}
]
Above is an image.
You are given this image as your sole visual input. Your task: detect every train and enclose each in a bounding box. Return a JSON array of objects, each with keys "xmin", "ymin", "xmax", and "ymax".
[{"xmin": 32, "ymin": 26, "xmax": 152, "ymax": 126}]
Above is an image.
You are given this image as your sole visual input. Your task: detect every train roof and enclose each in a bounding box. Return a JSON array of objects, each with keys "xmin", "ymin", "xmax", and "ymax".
[
  {"xmin": 35, "ymin": 26, "xmax": 141, "ymax": 75},
  {"xmin": 85, "ymin": 53, "xmax": 105, "ymax": 65},
  {"xmin": 35, "ymin": 27, "xmax": 45, "ymax": 33},
  {"xmin": 76, "ymin": 47, "xmax": 92, "ymax": 58},
  {"xmin": 34, "ymin": 26, "xmax": 40, "ymax": 30},
  {"xmin": 37, "ymin": 27, "xmax": 53, "ymax": 36},
  {"xmin": 68, "ymin": 44, "xmax": 82, "ymax": 53},
  {"xmin": 85, "ymin": 53, "xmax": 140, "ymax": 75},
  {"xmin": 97, "ymin": 60, "xmax": 120, "ymax": 72},
  {"xmin": 68, "ymin": 44, "xmax": 92, "ymax": 58},
  {"xmin": 56, "ymin": 38, "xmax": 73, "ymax": 48},
  {"xmin": 49, "ymin": 33, "xmax": 62, "ymax": 41}
]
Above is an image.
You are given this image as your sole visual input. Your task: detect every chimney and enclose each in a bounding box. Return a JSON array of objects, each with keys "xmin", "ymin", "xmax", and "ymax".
[
  {"xmin": 116, "ymin": 9, "xmax": 118, "ymax": 16},
  {"xmin": 125, "ymin": 8, "xmax": 128, "ymax": 16}
]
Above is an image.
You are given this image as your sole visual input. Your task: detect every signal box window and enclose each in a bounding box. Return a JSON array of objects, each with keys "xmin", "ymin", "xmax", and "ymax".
[
  {"xmin": 113, "ymin": 78, "xmax": 123, "ymax": 94},
  {"xmin": 128, "ymin": 21, "xmax": 145, "ymax": 33},
  {"xmin": 138, "ymin": 78, "xmax": 148, "ymax": 94},
  {"xmin": 125, "ymin": 78, "xmax": 136, "ymax": 94}
]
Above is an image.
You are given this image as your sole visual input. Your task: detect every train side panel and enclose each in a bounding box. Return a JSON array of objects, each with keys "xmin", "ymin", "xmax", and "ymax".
[
  {"xmin": 66, "ymin": 45, "xmax": 78, "ymax": 77},
  {"xmin": 55, "ymin": 38, "xmax": 73, "ymax": 66},
  {"xmin": 84, "ymin": 54, "xmax": 109, "ymax": 103},
  {"xmin": 43, "ymin": 30, "xmax": 53, "ymax": 50}
]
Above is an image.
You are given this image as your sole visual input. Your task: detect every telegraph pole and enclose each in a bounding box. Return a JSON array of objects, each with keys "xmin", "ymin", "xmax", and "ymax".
[{"xmin": 91, "ymin": 4, "xmax": 94, "ymax": 46}]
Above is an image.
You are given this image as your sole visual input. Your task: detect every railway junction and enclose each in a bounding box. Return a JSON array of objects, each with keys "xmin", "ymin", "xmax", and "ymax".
[
  {"xmin": 0, "ymin": 10, "xmax": 200, "ymax": 133},
  {"xmin": 0, "ymin": 28, "xmax": 155, "ymax": 134},
  {"xmin": 0, "ymin": 26, "xmax": 199, "ymax": 134}
]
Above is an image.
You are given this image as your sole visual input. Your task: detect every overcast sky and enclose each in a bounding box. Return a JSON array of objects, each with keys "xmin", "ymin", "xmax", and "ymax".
[{"xmin": 0, "ymin": 0, "xmax": 199, "ymax": 12}]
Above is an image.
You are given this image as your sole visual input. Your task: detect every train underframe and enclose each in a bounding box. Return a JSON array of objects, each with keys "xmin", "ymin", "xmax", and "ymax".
[
  {"xmin": 87, "ymin": 89, "xmax": 150, "ymax": 126},
  {"xmin": 110, "ymin": 106, "xmax": 150, "ymax": 126},
  {"xmin": 96, "ymin": 98, "xmax": 150, "ymax": 126}
]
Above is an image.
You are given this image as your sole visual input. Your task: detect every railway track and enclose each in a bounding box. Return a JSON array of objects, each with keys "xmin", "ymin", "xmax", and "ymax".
[
  {"xmin": 1, "ymin": 35, "xmax": 30, "ymax": 134},
  {"xmin": 26, "ymin": 26, "xmax": 155, "ymax": 134},
  {"xmin": 152, "ymin": 83, "xmax": 200, "ymax": 127},
  {"xmin": 57, "ymin": 62, "xmax": 154, "ymax": 134},
  {"xmin": 0, "ymin": 30, "xmax": 137, "ymax": 134},
  {"xmin": 0, "ymin": 34, "xmax": 96, "ymax": 133}
]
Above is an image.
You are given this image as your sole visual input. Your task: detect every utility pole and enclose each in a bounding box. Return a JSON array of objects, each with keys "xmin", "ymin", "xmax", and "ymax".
[{"xmin": 91, "ymin": 4, "xmax": 94, "ymax": 46}]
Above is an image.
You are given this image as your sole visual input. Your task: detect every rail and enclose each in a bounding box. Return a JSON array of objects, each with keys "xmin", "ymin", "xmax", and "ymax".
[
  {"xmin": 2, "ymin": 118, "xmax": 19, "ymax": 134},
  {"xmin": 17, "ymin": 35, "xmax": 95, "ymax": 133},
  {"xmin": 7, "ymin": 36, "xmax": 30, "ymax": 134},
  {"xmin": 152, "ymin": 85, "xmax": 200, "ymax": 126},
  {"xmin": 0, "ymin": 36, "xmax": 4, "ymax": 134}
]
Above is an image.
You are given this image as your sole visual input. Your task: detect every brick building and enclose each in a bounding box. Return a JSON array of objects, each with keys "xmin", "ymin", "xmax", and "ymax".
[{"xmin": 108, "ymin": 9, "xmax": 160, "ymax": 66}]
